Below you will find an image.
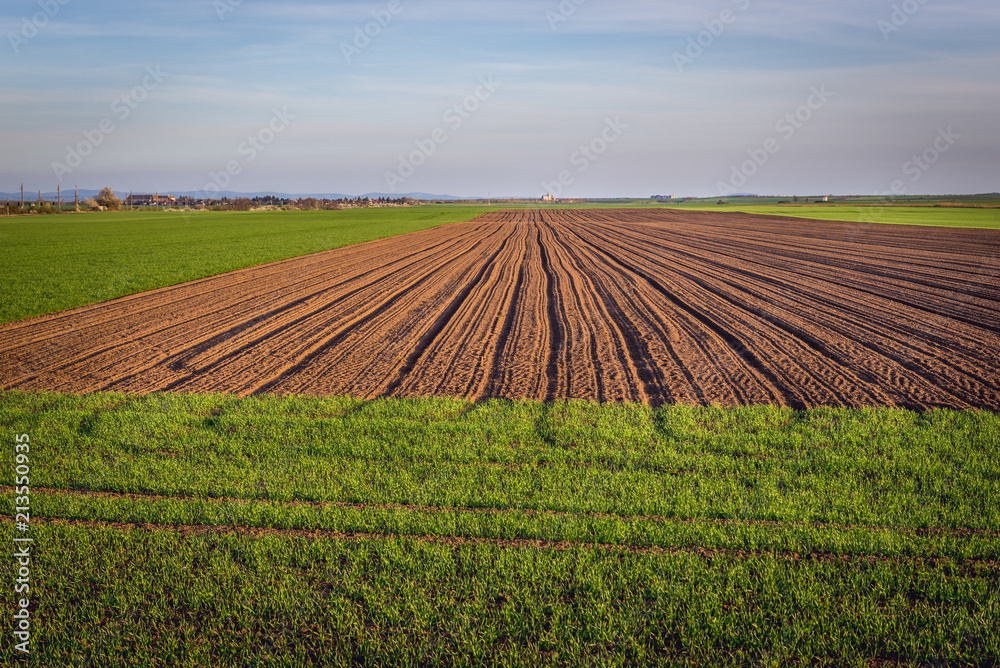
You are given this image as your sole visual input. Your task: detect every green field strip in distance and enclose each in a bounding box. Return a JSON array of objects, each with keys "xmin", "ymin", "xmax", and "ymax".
[{"xmin": 663, "ymin": 204, "xmax": 1000, "ymax": 229}]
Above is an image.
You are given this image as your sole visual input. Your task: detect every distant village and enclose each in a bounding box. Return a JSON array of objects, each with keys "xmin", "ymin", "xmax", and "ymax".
[
  {"xmin": 0, "ymin": 189, "xmax": 422, "ymax": 214},
  {"xmin": 2, "ymin": 189, "xmax": 667, "ymax": 214}
]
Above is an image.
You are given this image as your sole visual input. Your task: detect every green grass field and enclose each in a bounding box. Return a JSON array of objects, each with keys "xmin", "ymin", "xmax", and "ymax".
[
  {"xmin": 2, "ymin": 391, "xmax": 999, "ymax": 666},
  {"xmin": 0, "ymin": 206, "xmax": 490, "ymax": 325},
  {"xmin": 667, "ymin": 204, "xmax": 1000, "ymax": 229}
]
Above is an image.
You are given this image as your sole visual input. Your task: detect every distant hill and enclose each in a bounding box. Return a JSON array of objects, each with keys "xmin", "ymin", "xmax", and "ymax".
[{"xmin": 0, "ymin": 190, "xmax": 464, "ymax": 201}]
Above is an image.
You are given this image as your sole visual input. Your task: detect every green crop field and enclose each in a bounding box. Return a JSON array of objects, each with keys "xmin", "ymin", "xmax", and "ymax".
[
  {"xmin": 666, "ymin": 204, "xmax": 1000, "ymax": 229},
  {"xmin": 2, "ymin": 390, "xmax": 998, "ymax": 666},
  {"xmin": 0, "ymin": 206, "xmax": 490, "ymax": 325}
]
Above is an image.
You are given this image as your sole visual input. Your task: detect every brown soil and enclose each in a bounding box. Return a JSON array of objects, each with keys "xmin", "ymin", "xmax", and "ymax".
[{"xmin": 2, "ymin": 209, "xmax": 998, "ymax": 409}]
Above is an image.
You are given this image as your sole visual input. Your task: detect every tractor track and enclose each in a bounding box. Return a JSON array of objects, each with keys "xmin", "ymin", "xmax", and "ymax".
[{"xmin": 2, "ymin": 209, "xmax": 998, "ymax": 410}]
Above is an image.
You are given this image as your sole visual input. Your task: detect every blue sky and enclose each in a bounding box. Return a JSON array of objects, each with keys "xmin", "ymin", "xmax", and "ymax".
[{"xmin": 2, "ymin": 0, "xmax": 998, "ymax": 197}]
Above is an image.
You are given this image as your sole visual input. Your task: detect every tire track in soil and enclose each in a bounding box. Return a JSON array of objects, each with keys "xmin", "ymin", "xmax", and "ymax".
[
  {"xmin": 0, "ymin": 221, "xmax": 493, "ymax": 394},
  {"xmin": 591, "ymin": 216, "xmax": 999, "ymax": 406},
  {"xmin": 575, "ymin": 224, "xmax": 800, "ymax": 407},
  {"xmin": 539, "ymin": 213, "xmax": 607, "ymax": 402},
  {"xmin": 391, "ymin": 221, "xmax": 529, "ymax": 399},
  {"xmin": 20, "ymin": 486, "xmax": 998, "ymax": 538},
  {"xmin": 2, "ymin": 209, "xmax": 998, "ymax": 410},
  {"xmin": 257, "ymin": 222, "xmax": 515, "ymax": 398},
  {"xmin": 537, "ymin": 225, "xmax": 567, "ymax": 401},
  {"xmin": 178, "ymin": 222, "xmax": 509, "ymax": 397},
  {"xmin": 584, "ymin": 223, "xmax": 901, "ymax": 409},
  {"xmin": 13, "ymin": 515, "xmax": 999, "ymax": 571}
]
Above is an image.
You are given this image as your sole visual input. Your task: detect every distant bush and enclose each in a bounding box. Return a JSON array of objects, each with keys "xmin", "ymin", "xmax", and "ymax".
[
  {"xmin": 96, "ymin": 187, "xmax": 122, "ymax": 211},
  {"xmin": 83, "ymin": 198, "xmax": 101, "ymax": 212}
]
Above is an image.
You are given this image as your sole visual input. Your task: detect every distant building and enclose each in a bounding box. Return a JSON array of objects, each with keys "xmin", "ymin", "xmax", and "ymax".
[
  {"xmin": 651, "ymin": 195, "xmax": 673, "ymax": 200},
  {"xmin": 127, "ymin": 193, "xmax": 176, "ymax": 207},
  {"xmin": 541, "ymin": 193, "xmax": 555, "ymax": 202}
]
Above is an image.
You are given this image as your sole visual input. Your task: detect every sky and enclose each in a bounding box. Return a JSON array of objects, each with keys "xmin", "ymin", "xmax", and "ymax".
[{"xmin": 1, "ymin": 0, "xmax": 998, "ymax": 198}]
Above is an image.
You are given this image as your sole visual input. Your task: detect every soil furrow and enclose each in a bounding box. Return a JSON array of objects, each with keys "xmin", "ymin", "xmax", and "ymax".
[
  {"xmin": 17, "ymin": 486, "xmax": 999, "ymax": 537},
  {"xmin": 10, "ymin": 515, "xmax": 999, "ymax": 570},
  {"xmin": 2, "ymin": 209, "xmax": 998, "ymax": 410}
]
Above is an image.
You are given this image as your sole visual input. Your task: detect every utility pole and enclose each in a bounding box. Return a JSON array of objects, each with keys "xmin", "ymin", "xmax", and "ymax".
[
  {"xmin": 75, "ymin": 186, "xmax": 79, "ymax": 211},
  {"xmin": 57, "ymin": 185, "xmax": 61, "ymax": 212},
  {"xmin": 20, "ymin": 184, "xmax": 24, "ymax": 210}
]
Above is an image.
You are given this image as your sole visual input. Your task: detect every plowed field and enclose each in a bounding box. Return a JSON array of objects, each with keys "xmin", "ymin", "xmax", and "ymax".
[{"xmin": 2, "ymin": 209, "xmax": 998, "ymax": 409}]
